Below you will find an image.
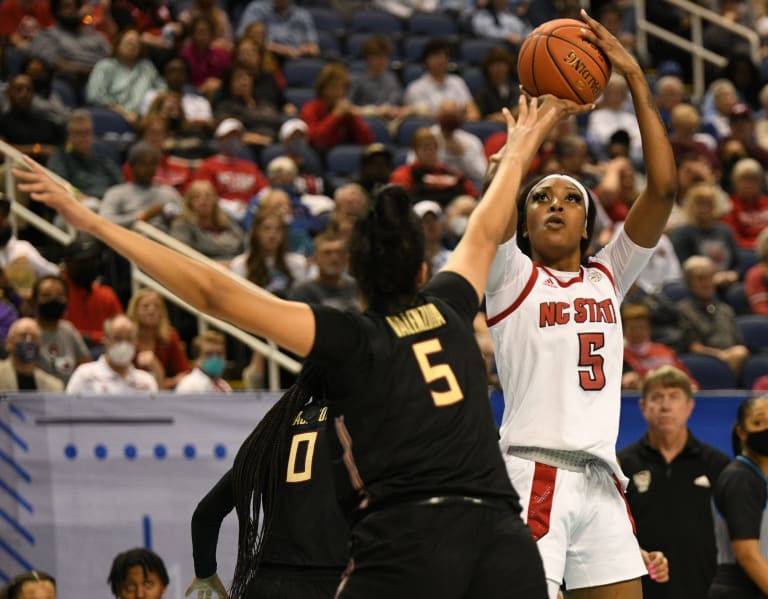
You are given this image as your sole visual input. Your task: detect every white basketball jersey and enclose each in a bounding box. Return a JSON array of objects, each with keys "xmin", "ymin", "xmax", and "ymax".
[{"xmin": 486, "ymin": 229, "xmax": 654, "ymax": 479}]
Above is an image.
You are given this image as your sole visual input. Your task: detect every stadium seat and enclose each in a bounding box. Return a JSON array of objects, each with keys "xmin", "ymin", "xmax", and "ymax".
[
  {"xmin": 396, "ymin": 116, "xmax": 435, "ymax": 146},
  {"xmin": 460, "ymin": 39, "xmax": 502, "ymax": 65},
  {"xmin": 393, "ymin": 146, "xmax": 410, "ymax": 167},
  {"xmin": 661, "ymin": 280, "xmax": 689, "ymax": 303},
  {"xmin": 284, "ymin": 87, "xmax": 315, "ymax": 110},
  {"xmin": 283, "ymin": 58, "xmax": 327, "ymax": 88},
  {"xmin": 403, "ymin": 36, "xmax": 430, "ymax": 62},
  {"xmin": 724, "ymin": 281, "xmax": 750, "ymax": 316},
  {"xmin": 461, "ymin": 65, "xmax": 485, "ymax": 93},
  {"xmin": 86, "ymin": 106, "xmax": 133, "ymax": 136},
  {"xmin": 91, "ymin": 138, "xmax": 123, "ymax": 167},
  {"xmin": 678, "ymin": 354, "xmax": 737, "ymax": 390},
  {"xmin": 737, "ymin": 247, "xmax": 759, "ymax": 278},
  {"xmin": 259, "ymin": 143, "xmax": 323, "ymax": 173},
  {"xmin": 363, "ymin": 117, "xmax": 392, "ymax": 144},
  {"xmin": 52, "ymin": 78, "xmax": 78, "ymax": 108},
  {"xmin": 349, "ymin": 10, "xmax": 403, "ymax": 35},
  {"xmin": 736, "ymin": 315, "xmax": 768, "ymax": 353},
  {"xmin": 408, "ymin": 12, "xmax": 458, "ymax": 37},
  {"xmin": 326, "ymin": 144, "xmax": 364, "ymax": 178},
  {"xmin": 317, "ymin": 30, "xmax": 341, "ymax": 59},
  {"xmin": 305, "ymin": 7, "xmax": 345, "ymax": 37},
  {"xmin": 401, "ymin": 63, "xmax": 425, "ymax": 86},
  {"xmin": 461, "ymin": 120, "xmax": 506, "ymax": 142},
  {"xmin": 742, "ymin": 354, "xmax": 768, "ymax": 390}
]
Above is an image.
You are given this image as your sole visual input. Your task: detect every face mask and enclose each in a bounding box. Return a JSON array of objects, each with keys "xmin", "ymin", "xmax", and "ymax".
[
  {"xmin": 201, "ymin": 355, "xmax": 224, "ymax": 378},
  {"xmin": 107, "ymin": 341, "xmax": 135, "ymax": 367},
  {"xmin": 14, "ymin": 340, "xmax": 39, "ymax": 362},
  {"xmin": 218, "ymin": 138, "xmax": 242, "ymax": 157},
  {"xmin": 58, "ymin": 15, "xmax": 81, "ymax": 29},
  {"xmin": 37, "ymin": 299, "xmax": 67, "ymax": 321},
  {"xmin": 0, "ymin": 226, "xmax": 13, "ymax": 247},
  {"xmin": 745, "ymin": 429, "xmax": 768, "ymax": 456},
  {"xmin": 448, "ymin": 215, "xmax": 468, "ymax": 237}
]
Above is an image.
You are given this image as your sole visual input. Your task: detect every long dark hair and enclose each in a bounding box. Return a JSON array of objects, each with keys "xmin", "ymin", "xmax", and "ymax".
[
  {"xmin": 349, "ymin": 184, "xmax": 425, "ymax": 312},
  {"xmin": 230, "ymin": 363, "xmax": 326, "ymax": 599},
  {"xmin": 245, "ymin": 208, "xmax": 293, "ymax": 292},
  {"xmin": 515, "ymin": 174, "xmax": 597, "ymax": 259}
]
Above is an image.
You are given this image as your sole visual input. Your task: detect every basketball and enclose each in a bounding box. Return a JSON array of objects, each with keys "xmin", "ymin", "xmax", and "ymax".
[{"xmin": 517, "ymin": 18, "xmax": 611, "ymax": 104}]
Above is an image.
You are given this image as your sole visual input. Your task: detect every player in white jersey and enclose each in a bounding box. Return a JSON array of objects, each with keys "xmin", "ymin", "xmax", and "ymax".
[{"xmin": 485, "ymin": 11, "xmax": 677, "ymax": 599}]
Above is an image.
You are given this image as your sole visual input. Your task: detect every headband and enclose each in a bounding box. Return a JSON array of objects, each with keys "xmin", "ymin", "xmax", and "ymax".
[{"xmin": 525, "ymin": 174, "xmax": 591, "ymax": 221}]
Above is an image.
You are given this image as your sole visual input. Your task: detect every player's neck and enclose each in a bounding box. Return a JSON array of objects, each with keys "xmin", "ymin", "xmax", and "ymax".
[{"xmin": 648, "ymin": 428, "xmax": 688, "ymax": 464}]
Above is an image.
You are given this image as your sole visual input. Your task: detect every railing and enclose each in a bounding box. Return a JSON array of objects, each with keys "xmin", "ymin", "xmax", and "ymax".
[
  {"xmin": 0, "ymin": 140, "xmax": 301, "ymax": 390},
  {"xmin": 635, "ymin": 0, "xmax": 761, "ymax": 102}
]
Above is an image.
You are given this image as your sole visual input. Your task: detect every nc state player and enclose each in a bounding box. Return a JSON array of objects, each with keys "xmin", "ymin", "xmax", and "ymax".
[{"xmin": 485, "ymin": 10, "xmax": 675, "ymax": 599}]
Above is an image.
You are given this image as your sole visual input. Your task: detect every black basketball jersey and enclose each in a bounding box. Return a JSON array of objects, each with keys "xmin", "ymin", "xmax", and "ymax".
[
  {"xmin": 191, "ymin": 397, "xmax": 348, "ymax": 577},
  {"xmin": 309, "ymin": 271, "xmax": 520, "ymax": 520}
]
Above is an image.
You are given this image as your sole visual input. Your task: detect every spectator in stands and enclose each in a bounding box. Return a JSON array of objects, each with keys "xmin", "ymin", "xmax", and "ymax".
[
  {"xmin": 0, "ymin": 196, "xmax": 60, "ymax": 280},
  {"xmin": 107, "ymin": 548, "xmax": 168, "ymax": 599},
  {"xmin": 247, "ymin": 188, "xmax": 313, "ymax": 256},
  {"xmin": 300, "ymin": 63, "xmax": 374, "ymax": 153},
  {"xmin": 349, "ymin": 36, "xmax": 405, "ymax": 122},
  {"xmin": 276, "ymin": 117, "xmax": 325, "ymax": 182},
  {"xmin": 178, "ymin": 0, "xmax": 233, "ymax": 50},
  {"xmin": 443, "ymin": 194, "xmax": 477, "ymax": 249},
  {"xmin": 654, "ymin": 74, "xmax": 686, "ymax": 131},
  {"xmin": 427, "ymin": 99, "xmax": 487, "ymax": 191},
  {"xmin": 471, "ymin": 0, "xmax": 532, "ymax": 46},
  {"xmin": 141, "ymin": 57, "xmax": 214, "ymax": 133},
  {"xmin": 125, "ymin": 114, "xmax": 193, "ymax": 191},
  {"xmin": 288, "ymin": 230, "xmax": 359, "ymax": 311},
  {"xmin": 16, "ymin": 56, "xmax": 69, "ymax": 127},
  {"xmin": 99, "ymin": 142, "xmax": 182, "ymax": 230},
  {"xmin": 26, "ymin": 0, "xmax": 110, "ymax": 103},
  {"xmin": 594, "ymin": 155, "xmax": 638, "ymax": 225},
  {"xmin": 334, "ymin": 183, "xmax": 370, "ymax": 219},
  {"xmin": 744, "ymin": 227, "xmax": 768, "ymax": 315},
  {"xmin": 677, "ymin": 255, "xmax": 749, "ymax": 378},
  {"xmin": 670, "ymin": 181, "xmax": 740, "ymax": 289},
  {"xmin": 32, "ymin": 275, "xmax": 90, "ymax": 384},
  {"xmin": 726, "ymin": 102, "xmax": 768, "ymax": 168},
  {"xmin": 404, "ymin": 38, "xmax": 480, "ymax": 120},
  {"xmin": 46, "ymin": 109, "xmax": 124, "ymax": 204},
  {"xmin": 702, "ymin": 78, "xmax": 739, "ymax": 142},
  {"xmin": 390, "ymin": 127, "xmax": 477, "ymax": 206},
  {"xmin": 0, "ymin": 317, "xmax": 64, "ymax": 391},
  {"xmin": 235, "ymin": 0, "xmax": 319, "ymax": 59},
  {"xmin": 85, "ymin": 28, "xmax": 165, "ymax": 126},
  {"xmin": 0, "ymin": 74, "xmax": 65, "ymax": 161},
  {"xmin": 620, "ymin": 304, "xmax": 696, "ymax": 390},
  {"xmin": 666, "ymin": 153, "xmax": 724, "ymax": 233},
  {"xmin": 170, "ymin": 180, "xmax": 244, "ymax": 261},
  {"xmin": 414, "ymin": 200, "xmax": 451, "ymax": 277},
  {"xmin": 668, "ymin": 103, "xmax": 718, "ymax": 171},
  {"xmin": 192, "ymin": 118, "xmax": 268, "ymax": 221},
  {"xmin": 179, "ymin": 15, "xmax": 232, "ymax": 98},
  {"xmin": 619, "ymin": 365, "xmax": 727, "ymax": 599},
  {"xmin": 175, "ymin": 330, "xmax": 231, "ymax": 392},
  {"xmin": 126, "ymin": 288, "xmax": 190, "ymax": 389},
  {"xmin": 754, "ymin": 83, "xmax": 768, "ymax": 151},
  {"xmin": 240, "ymin": 21, "xmax": 286, "ymax": 88},
  {"xmin": 214, "ymin": 63, "xmax": 284, "ymax": 145},
  {"xmin": 0, "ymin": 570, "xmax": 56, "ymax": 599},
  {"xmin": 0, "ymin": 0, "xmax": 53, "ymax": 50},
  {"xmin": 230, "ymin": 205, "xmax": 308, "ymax": 297},
  {"xmin": 586, "ymin": 73, "xmax": 643, "ymax": 165},
  {"xmin": 474, "ymin": 46, "xmax": 521, "ymax": 124},
  {"xmin": 373, "ymin": 0, "xmax": 438, "ymax": 19},
  {"xmin": 144, "ymin": 89, "xmax": 212, "ymax": 160},
  {"xmin": 355, "ymin": 142, "xmax": 393, "ymax": 196},
  {"xmin": 723, "ymin": 157, "xmax": 768, "ymax": 249}
]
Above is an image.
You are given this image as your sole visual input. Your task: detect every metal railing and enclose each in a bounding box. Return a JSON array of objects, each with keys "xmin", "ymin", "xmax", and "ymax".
[
  {"xmin": 0, "ymin": 139, "xmax": 301, "ymax": 390},
  {"xmin": 635, "ymin": 0, "xmax": 761, "ymax": 102}
]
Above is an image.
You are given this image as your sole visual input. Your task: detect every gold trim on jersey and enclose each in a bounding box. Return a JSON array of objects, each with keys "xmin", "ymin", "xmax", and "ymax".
[{"xmin": 385, "ymin": 303, "xmax": 446, "ymax": 338}]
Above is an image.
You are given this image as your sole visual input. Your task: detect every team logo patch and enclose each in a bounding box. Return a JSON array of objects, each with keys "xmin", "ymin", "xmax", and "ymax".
[
  {"xmin": 633, "ymin": 470, "xmax": 651, "ymax": 493},
  {"xmin": 588, "ymin": 271, "xmax": 602, "ymax": 283},
  {"xmin": 694, "ymin": 475, "xmax": 711, "ymax": 488}
]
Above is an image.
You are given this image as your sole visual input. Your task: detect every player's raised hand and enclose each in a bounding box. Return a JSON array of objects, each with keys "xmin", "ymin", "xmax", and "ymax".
[
  {"xmin": 185, "ymin": 573, "xmax": 230, "ymax": 599},
  {"xmin": 579, "ymin": 8, "xmax": 638, "ymax": 77},
  {"xmin": 12, "ymin": 156, "xmax": 96, "ymax": 232}
]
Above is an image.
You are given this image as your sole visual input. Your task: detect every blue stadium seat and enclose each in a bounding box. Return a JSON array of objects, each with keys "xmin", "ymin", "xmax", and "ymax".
[
  {"xmin": 742, "ymin": 354, "xmax": 768, "ymax": 390},
  {"xmin": 91, "ymin": 138, "xmax": 123, "ymax": 167},
  {"xmin": 737, "ymin": 246, "xmax": 760, "ymax": 278},
  {"xmin": 53, "ymin": 78, "xmax": 78, "ymax": 109},
  {"xmin": 661, "ymin": 280, "xmax": 688, "ymax": 303},
  {"xmin": 349, "ymin": 10, "xmax": 403, "ymax": 35},
  {"xmin": 326, "ymin": 144, "xmax": 364, "ymax": 178},
  {"xmin": 460, "ymin": 39, "xmax": 502, "ymax": 65},
  {"xmin": 86, "ymin": 106, "xmax": 133, "ymax": 136},
  {"xmin": 305, "ymin": 6, "xmax": 345, "ymax": 36},
  {"xmin": 403, "ymin": 36, "xmax": 430, "ymax": 63},
  {"xmin": 736, "ymin": 315, "xmax": 768, "ymax": 353},
  {"xmin": 283, "ymin": 58, "xmax": 327, "ymax": 88},
  {"xmin": 363, "ymin": 116, "xmax": 392, "ymax": 144},
  {"xmin": 317, "ymin": 30, "xmax": 341, "ymax": 59},
  {"xmin": 724, "ymin": 281, "xmax": 750, "ymax": 316},
  {"xmin": 401, "ymin": 63, "xmax": 425, "ymax": 86},
  {"xmin": 461, "ymin": 120, "xmax": 506, "ymax": 142},
  {"xmin": 284, "ymin": 87, "xmax": 316, "ymax": 110},
  {"xmin": 259, "ymin": 143, "xmax": 323, "ymax": 173},
  {"xmin": 393, "ymin": 146, "xmax": 410, "ymax": 167},
  {"xmin": 408, "ymin": 12, "xmax": 458, "ymax": 37},
  {"xmin": 3, "ymin": 46, "xmax": 25, "ymax": 78},
  {"xmin": 396, "ymin": 116, "xmax": 435, "ymax": 146},
  {"xmin": 461, "ymin": 65, "xmax": 485, "ymax": 93},
  {"xmin": 678, "ymin": 354, "xmax": 737, "ymax": 390}
]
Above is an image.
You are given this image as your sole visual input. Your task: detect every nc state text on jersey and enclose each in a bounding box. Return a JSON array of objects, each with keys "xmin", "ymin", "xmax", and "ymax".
[{"xmin": 539, "ymin": 298, "xmax": 617, "ymax": 327}]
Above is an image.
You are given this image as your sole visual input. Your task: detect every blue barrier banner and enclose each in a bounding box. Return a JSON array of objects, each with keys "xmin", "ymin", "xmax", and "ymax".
[{"xmin": 0, "ymin": 392, "xmax": 281, "ymax": 599}]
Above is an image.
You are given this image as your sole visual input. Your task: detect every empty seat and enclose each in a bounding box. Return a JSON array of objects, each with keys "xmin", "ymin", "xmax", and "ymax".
[
  {"xmin": 742, "ymin": 354, "xmax": 768, "ymax": 389},
  {"xmin": 396, "ymin": 116, "xmax": 435, "ymax": 146},
  {"xmin": 306, "ymin": 6, "xmax": 345, "ymax": 36},
  {"xmin": 736, "ymin": 315, "xmax": 768, "ymax": 353},
  {"xmin": 460, "ymin": 39, "xmax": 502, "ymax": 65},
  {"xmin": 349, "ymin": 10, "xmax": 403, "ymax": 34},
  {"xmin": 401, "ymin": 63, "xmax": 425, "ymax": 86},
  {"xmin": 326, "ymin": 144, "xmax": 365, "ymax": 178},
  {"xmin": 409, "ymin": 12, "xmax": 458, "ymax": 37},
  {"xmin": 362, "ymin": 117, "xmax": 392, "ymax": 144},
  {"xmin": 317, "ymin": 30, "xmax": 341, "ymax": 59},
  {"xmin": 347, "ymin": 32, "xmax": 402, "ymax": 60},
  {"xmin": 86, "ymin": 106, "xmax": 134, "ymax": 136},
  {"xmin": 461, "ymin": 65, "xmax": 485, "ymax": 92},
  {"xmin": 724, "ymin": 281, "xmax": 750, "ymax": 316},
  {"xmin": 284, "ymin": 87, "xmax": 316, "ymax": 110},
  {"xmin": 661, "ymin": 280, "xmax": 688, "ymax": 303},
  {"xmin": 678, "ymin": 354, "xmax": 737, "ymax": 390},
  {"xmin": 403, "ymin": 36, "xmax": 430, "ymax": 62},
  {"xmin": 461, "ymin": 120, "xmax": 506, "ymax": 142},
  {"xmin": 283, "ymin": 58, "xmax": 327, "ymax": 88}
]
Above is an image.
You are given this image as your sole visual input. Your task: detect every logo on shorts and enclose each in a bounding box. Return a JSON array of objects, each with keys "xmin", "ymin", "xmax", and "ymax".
[{"xmin": 633, "ymin": 470, "xmax": 651, "ymax": 493}]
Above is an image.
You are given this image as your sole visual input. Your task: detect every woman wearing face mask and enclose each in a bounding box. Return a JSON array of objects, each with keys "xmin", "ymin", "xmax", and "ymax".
[
  {"xmin": 709, "ymin": 395, "xmax": 768, "ymax": 598},
  {"xmin": 0, "ymin": 317, "xmax": 63, "ymax": 391},
  {"xmin": 33, "ymin": 275, "xmax": 90, "ymax": 384},
  {"xmin": 174, "ymin": 330, "xmax": 230, "ymax": 393}
]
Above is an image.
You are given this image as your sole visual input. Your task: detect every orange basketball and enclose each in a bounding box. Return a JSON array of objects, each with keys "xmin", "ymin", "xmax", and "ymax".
[{"xmin": 517, "ymin": 18, "xmax": 611, "ymax": 104}]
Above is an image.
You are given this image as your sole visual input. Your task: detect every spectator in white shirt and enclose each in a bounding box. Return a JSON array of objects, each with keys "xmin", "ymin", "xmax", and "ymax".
[
  {"xmin": 175, "ymin": 330, "xmax": 231, "ymax": 393},
  {"xmin": 430, "ymin": 99, "xmax": 487, "ymax": 190},
  {"xmin": 66, "ymin": 315, "xmax": 158, "ymax": 394}
]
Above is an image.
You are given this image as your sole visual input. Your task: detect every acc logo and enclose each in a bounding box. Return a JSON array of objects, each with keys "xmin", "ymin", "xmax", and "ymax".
[
  {"xmin": 633, "ymin": 470, "xmax": 652, "ymax": 493},
  {"xmin": 588, "ymin": 271, "xmax": 602, "ymax": 283}
]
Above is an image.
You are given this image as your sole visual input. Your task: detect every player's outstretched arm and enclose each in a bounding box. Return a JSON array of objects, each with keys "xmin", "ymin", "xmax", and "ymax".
[
  {"xmin": 12, "ymin": 158, "xmax": 316, "ymax": 357},
  {"xmin": 444, "ymin": 94, "xmax": 592, "ymax": 301},
  {"xmin": 580, "ymin": 8, "xmax": 676, "ymax": 249}
]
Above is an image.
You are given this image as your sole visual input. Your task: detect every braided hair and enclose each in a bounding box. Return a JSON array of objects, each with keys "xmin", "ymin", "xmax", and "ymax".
[{"xmin": 229, "ymin": 363, "xmax": 326, "ymax": 599}]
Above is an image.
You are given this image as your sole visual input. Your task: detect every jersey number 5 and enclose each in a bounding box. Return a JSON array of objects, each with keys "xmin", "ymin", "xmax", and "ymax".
[
  {"xmin": 286, "ymin": 431, "xmax": 318, "ymax": 483},
  {"xmin": 413, "ymin": 338, "xmax": 464, "ymax": 407},
  {"xmin": 578, "ymin": 332, "xmax": 606, "ymax": 390}
]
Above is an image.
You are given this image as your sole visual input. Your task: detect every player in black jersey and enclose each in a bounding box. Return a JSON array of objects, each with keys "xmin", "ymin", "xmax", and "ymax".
[
  {"xmin": 15, "ymin": 93, "xmax": 593, "ymax": 598},
  {"xmin": 184, "ymin": 364, "xmax": 348, "ymax": 599}
]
